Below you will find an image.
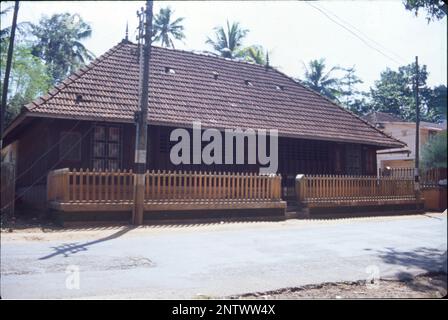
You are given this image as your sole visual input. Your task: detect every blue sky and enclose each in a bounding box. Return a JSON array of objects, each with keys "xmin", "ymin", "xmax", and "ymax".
[{"xmin": 2, "ymin": 0, "xmax": 447, "ymax": 91}]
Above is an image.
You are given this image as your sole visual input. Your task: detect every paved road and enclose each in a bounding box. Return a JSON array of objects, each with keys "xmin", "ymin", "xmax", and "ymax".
[{"xmin": 1, "ymin": 214, "xmax": 447, "ymax": 299}]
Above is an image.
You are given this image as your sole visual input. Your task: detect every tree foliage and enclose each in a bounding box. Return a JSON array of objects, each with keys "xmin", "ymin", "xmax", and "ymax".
[
  {"xmin": 152, "ymin": 7, "xmax": 185, "ymax": 48},
  {"xmin": 206, "ymin": 21, "xmax": 249, "ymax": 58},
  {"xmin": 421, "ymin": 130, "xmax": 447, "ymax": 169},
  {"xmin": 300, "ymin": 59, "xmax": 365, "ymax": 109},
  {"xmin": 369, "ymin": 63, "xmax": 445, "ymax": 122},
  {"xmin": 238, "ymin": 45, "xmax": 267, "ymax": 65},
  {"xmin": 1, "ymin": 11, "xmax": 93, "ymax": 125},
  {"xmin": 1, "ymin": 43, "xmax": 51, "ymax": 125},
  {"xmin": 0, "ymin": 4, "xmax": 31, "ymax": 46},
  {"xmin": 369, "ymin": 64, "xmax": 420, "ymax": 119},
  {"xmin": 338, "ymin": 66, "xmax": 365, "ymax": 112},
  {"xmin": 404, "ymin": 0, "xmax": 447, "ymax": 22},
  {"xmin": 30, "ymin": 13, "xmax": 95, "ymax": 85},
  {"xmin": 0, "ymin": 5, "xmax": 14, "ymax": 45},
  {"xmin": 301, "ymin": 58, "xmax": 342, "ymax": 101},
  {"xmin": 298, "ymin": 59, "xmax": 446, "ymax": 123},
  {"xmin": 427, "ymin": 85, "xmax": 447, "ymax": 120}
]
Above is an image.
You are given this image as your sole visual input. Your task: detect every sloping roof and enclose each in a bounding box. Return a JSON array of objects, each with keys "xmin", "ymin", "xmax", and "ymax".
[
  {"xmin": 19, "ymin": 40, "xmax": 403, "ymax": 148},
  {"xmin": 420, "ymin": 121, "xmax": 447, "ymax": 130},
  {"xmin": 362, "ymin": 111, "xmax": 404, "ymax": 124},
  {"xmin": 363, "ymin": 112, "xmax": 447, "ymax": 130}
]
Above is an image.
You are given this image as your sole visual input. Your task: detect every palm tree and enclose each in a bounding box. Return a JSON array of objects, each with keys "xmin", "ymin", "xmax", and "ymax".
[
  {"xmin": 152, "ymin": 7, "xmax": 185, "ymax": 48},
  {"xmin": 238, "ymin": 45, "xmax": 267, "ymax": 65},
  {"xmin": 30, "ymin": 13, "xmax": 95, "ymax": 84},
  {"xmin": 206, "ymin": 21, "xmax": 248, "ymax": 58},
  {"xmin": 302, "ymin": 58, "xmax": 342, "ymax": 101}
]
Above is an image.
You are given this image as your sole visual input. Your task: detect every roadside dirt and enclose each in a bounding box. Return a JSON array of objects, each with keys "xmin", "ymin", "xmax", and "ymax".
[
  {"xmin": 2, "ymin": 212, "xmax": 445, "ymax": 242},
  {"xmin": 230, "ymin": 273, "xmax": 447, "ymax": 299}
]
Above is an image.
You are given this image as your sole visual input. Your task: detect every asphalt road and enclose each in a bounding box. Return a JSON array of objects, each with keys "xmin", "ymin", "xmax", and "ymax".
[{"xmin": 1, "ymin": 214, "xmax": 447, "ymax": 299}]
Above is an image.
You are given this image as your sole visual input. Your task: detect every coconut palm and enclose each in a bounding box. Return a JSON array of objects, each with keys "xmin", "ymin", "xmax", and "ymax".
[
  {"xmin": 206, "ymin": 21, "xmax": 248, "ymax": 58},
  {"xmin": 238, "ymin": 45, "xmax": 267, "ymax": 65},
  {"xmin": 30, "ymin": 13, "xmax": 95, "ymax": 84},
  {"xmin": 302, "ymin": 58, "xmax": 342, "ymax": 101},
  {"xmin": 152, "ymin": 7, "xmax": 185, "ymax": 48}
]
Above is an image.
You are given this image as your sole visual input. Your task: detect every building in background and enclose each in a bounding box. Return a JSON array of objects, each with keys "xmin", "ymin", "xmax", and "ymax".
[{"xmin": 363, "ymin": 111, "xmax": 447, "ymax": 170}]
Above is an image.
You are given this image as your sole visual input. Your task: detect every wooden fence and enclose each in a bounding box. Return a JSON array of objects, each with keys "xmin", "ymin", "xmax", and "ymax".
[
  {"xmin": 378, "ymin": 167, "xmax": 447, "ymax": 188},
  {"xmin": 47, "ymin": 168, "xmax": 134, "ymax": 203},
  {"xmin": 296, "ymin": 174, "xmax": 418, "ymax": 208},
  {"xmin": 144, "ymin": 170, "xmax": 281, "ymax": 202},
  {"xmin": 47, "ymin": 168, "xmax": 284, "ymax": 212}
]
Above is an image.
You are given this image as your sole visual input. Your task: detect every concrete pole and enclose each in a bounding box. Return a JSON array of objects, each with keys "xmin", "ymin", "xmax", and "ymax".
[{"xmin": 133, "ymin": 0, "xmax": 153, "ymax": 225}]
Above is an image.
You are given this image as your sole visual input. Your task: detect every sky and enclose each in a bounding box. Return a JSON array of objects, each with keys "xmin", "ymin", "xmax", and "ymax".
[{"xmin": 1, "ymin": 0, "xmax": 447, "ymax": 91}]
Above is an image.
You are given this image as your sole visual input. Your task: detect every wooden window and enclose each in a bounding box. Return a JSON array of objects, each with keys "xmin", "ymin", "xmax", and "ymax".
[
  {"xmin": 92, "ymin": 125, "xmax": 122, "ymax": 170},
  {"xmin": 59, "ymin": 132, "xmax": 82, "ymax": 161}
]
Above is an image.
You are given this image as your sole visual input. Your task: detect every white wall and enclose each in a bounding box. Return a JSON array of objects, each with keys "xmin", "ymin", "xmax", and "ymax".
[{"xmin": 377, "ymin": 122, "xmax": 443, "ymax": 168}]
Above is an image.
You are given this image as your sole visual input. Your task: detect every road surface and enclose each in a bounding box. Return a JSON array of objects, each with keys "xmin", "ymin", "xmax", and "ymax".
[{"xmin": 1, "ymin": 213, "xmax": 447, "ymax": 299}]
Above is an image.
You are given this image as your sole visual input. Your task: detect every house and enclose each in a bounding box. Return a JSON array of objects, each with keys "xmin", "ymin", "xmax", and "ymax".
[
  {"xmin": 362, "ymin": 111, "xmax": 447, "ymax": 170},
  {"xmin": 2, "ymin": 39, "xmax": 404, "ymax": 208}
]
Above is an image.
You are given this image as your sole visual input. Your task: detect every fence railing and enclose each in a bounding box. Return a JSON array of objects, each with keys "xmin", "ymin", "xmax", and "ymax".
[
  {"xmin": 378, "ymin": 167, "xmax": 447, "ymax": 188},
  {"xmin": 296, "ymin": 174, "xmax": 416, "ymax": 206},
  {"xmin": 47, "ymin": 168, "xmax": 135, "ymax": 203},
  {"xmin": 47, "ymin": 169, "xmax": 282, "ymax": 204},
  {"xmin": 144, "ymin": 170, "xmax": 281, "ymax": 202}
]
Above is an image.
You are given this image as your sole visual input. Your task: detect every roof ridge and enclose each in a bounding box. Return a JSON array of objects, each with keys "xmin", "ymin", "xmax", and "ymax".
[
  {"xmin": 25, "ymin": 41, "xmax": 126, "ymax": 112},
  {"xmin": 124, "ymin": 41, "xmax": 272, "ymax": 70}
]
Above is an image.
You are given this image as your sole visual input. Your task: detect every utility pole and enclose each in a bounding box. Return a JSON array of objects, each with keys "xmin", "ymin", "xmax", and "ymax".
[
  {"xmin": 133, "ymin": 0, "xmax": 153, "ymax": 225},
  {"xmin": 1, "ymin": 1, "xmax": 19, "ymax": 150},
  {"xmin": 414, "ymin": 56, "xmax": 421, "ymax": 207}
]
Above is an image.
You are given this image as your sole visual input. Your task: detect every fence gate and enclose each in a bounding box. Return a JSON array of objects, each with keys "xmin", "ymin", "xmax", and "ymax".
[
  {"xmin": 281, "ymin": 175, "xmax": 297, "ymax": 202},
  {"xmin": 1, "ymin": 162, "xmax": 16, "ymax": 218}
]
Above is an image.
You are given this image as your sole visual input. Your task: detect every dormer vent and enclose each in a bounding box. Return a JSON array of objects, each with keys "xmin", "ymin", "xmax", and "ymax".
[
  {"xmin": 75, "ymin": 94, "xmax": 83, "ymax": 104},
  {"xmin": 164, "ymin": 67, "xmax": 175, "ymax": 74},
  {"xmin": 275, "ymin": 85, "xmax": 284, "ymax": 91}
]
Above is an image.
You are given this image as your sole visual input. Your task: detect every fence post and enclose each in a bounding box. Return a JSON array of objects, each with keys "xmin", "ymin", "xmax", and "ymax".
[
  {"xmin": 295, "ymin": 174, "xmax": 305, "ymax": 206},
  {"xmin": 63, "ymin": 169, "xmax": 70, "ymax": 202}
]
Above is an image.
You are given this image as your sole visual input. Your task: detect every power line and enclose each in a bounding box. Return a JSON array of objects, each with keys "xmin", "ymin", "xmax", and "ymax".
[
  {"xmin": 306, "ymin": 1, "xmax": 406, "ymax": 66},
  {"xmin": 312, "ymin": 2, "xmax": 408, "ymax": 64}
]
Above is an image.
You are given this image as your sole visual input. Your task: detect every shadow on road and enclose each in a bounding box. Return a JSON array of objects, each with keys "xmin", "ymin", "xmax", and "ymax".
[
  {"xmin": 38, "ymin": 226, "xmax": 134, "ymax": 260},
  {"xmin": 376, "ymin": 246, "xmax": 447, "ymax": 293}
]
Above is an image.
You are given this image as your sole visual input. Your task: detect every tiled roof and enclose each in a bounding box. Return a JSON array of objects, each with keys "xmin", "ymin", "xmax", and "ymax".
[
  {"xmin": 362, "ymin": 112, "xmax": 405, "ymax": 124},
  {"xmin": 363, "ymin": 112, "xmax": 447, "ymax": 130},
  {"xmin": 24, "ymin": 40, "xmax": 404, "ymax": 148},
  {"xmin": 420, "ymin": 121, "xmax": 447, "ymax": 130}
]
